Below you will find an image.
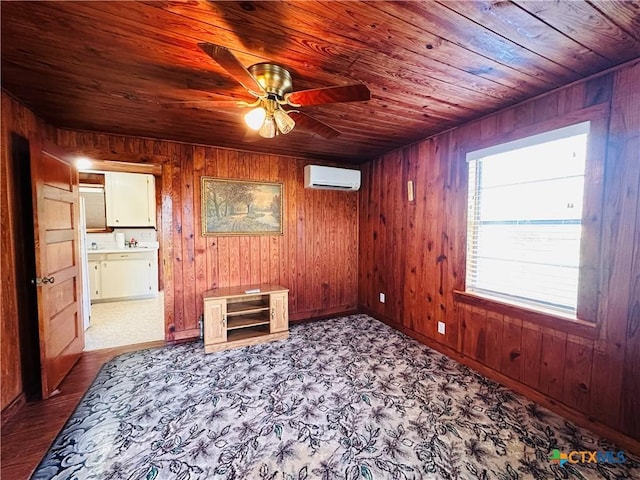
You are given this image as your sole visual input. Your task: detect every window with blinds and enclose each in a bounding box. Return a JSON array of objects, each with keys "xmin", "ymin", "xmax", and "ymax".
[{"xmin": 465, "ymin": 122, "xmax": 590, "ymax": 316}]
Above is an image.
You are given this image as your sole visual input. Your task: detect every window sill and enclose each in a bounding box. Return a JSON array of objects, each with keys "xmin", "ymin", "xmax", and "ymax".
[{"xmin": 453, "ymin": 290, "xmax": 599, "ymax": 340}]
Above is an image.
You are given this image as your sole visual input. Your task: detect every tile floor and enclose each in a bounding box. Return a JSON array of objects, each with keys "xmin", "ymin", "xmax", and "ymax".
[{"xmin": 84, "ymin": 292, "xmax": 165, "ymax": 351}]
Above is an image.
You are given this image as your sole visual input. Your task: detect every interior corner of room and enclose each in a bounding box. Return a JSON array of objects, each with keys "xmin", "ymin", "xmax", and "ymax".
[{"xmin": 1, "ymin": 1, "xmax": 639, "ymax": 477}]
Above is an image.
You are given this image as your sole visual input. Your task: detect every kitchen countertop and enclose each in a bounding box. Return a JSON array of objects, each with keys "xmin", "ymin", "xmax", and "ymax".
[{"xmin": 88, "ymin": 246, "xmax": 159, "ymax": 254}]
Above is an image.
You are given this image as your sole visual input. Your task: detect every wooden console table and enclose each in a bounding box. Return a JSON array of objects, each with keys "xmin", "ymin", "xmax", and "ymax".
[{"xmin": 203, "ymin": 284, "xmax": 289, "ymax": 353}]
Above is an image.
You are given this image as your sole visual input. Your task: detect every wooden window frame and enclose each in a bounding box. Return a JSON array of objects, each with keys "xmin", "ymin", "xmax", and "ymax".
[{"xmin": 455, "ymin": 105, "xmax": 609, "ymax": 330}]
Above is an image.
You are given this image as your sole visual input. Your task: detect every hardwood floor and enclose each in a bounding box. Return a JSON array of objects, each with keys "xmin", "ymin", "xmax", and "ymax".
[{"xmin": 1, "ymin": 340, "xmax": 165, "ymax": 480}]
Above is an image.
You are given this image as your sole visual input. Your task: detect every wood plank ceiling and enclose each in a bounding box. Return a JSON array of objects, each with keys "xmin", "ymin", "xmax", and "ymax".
[{"xmin": 2, "ymin": 1, "xmax": 639, "ymax": 163}]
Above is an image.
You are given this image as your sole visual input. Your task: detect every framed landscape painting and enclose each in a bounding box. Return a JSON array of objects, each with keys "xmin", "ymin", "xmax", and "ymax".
[{"xmin": 201, "ymin": 177, "xmax": 283, "ymax": 235}]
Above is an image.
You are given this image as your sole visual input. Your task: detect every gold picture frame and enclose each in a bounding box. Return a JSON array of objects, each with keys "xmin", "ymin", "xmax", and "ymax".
[{"xmin": 201, "ymin": 177, "xmax": 284, "ymax": 236}]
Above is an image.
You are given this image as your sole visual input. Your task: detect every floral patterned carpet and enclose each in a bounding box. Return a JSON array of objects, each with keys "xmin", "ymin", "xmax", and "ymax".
[{"xmin": 33, "ymin": 315, "xmax": 639, "ymax": 479}]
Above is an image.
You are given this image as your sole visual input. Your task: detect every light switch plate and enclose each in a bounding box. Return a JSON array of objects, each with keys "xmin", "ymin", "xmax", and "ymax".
[
  {"xmin": 437, "ymin": 321, "xmax": 445, "ymax": 335},
  {"xmin": 407, "ymin": 180, "xmax": 415, "ymax": 202}
]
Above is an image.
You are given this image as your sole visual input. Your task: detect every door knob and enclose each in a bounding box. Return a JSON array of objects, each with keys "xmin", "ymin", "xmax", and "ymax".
[{"xmin": 32, "ymin": 276, "xmax": 55, "ymax": 286}]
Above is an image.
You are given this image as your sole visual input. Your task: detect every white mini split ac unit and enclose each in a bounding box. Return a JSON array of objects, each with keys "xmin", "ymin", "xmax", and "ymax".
[{"xmin": 304, "ymin": 165, "xmax": 361, "ymax": 191}]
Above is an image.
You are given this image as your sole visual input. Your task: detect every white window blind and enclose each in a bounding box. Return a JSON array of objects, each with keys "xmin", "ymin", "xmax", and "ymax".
[{"xmin": 465, "ymin": 122, "xmax": 590, "ymax": 315}]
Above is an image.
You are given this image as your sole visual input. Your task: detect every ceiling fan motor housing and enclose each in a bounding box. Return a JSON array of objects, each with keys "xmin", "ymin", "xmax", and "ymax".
[{"xmin": 248, "ymin": 63, "xmax": 293, "ymax": 98}]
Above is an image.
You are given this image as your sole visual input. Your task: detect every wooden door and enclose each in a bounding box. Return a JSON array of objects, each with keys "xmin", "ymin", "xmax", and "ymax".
[
  {"xmin": 204, "ymin": 298, "xmax": 227, "ymax": 345},
  {"xmin": 31, "ymin": 139, "xmax": 84, "ymax": 398},
  {"xmin": 270, "ymin": 292, "xmax": 288, "ymax": 333}
]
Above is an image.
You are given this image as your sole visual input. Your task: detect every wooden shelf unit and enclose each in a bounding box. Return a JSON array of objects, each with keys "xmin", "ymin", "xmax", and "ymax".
[{"xmin": 203, "ymin": 284, "xmax": 289, "ymax": 353}]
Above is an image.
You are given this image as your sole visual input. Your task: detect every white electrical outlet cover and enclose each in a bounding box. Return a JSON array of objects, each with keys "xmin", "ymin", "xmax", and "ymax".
[
  {"xmin": 379, "ymin": 292, "xmax": 385, "ymax": 303},
  {"xmin": 437, "ymin": 321, "xmax": 445, "ymax": 335}
]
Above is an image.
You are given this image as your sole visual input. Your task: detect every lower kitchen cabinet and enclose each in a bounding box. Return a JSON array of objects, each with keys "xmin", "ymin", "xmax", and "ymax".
[
  {"xmin": 88, "ymin": 260, "xmax": 102, "ymax": 300},
  {"xmin": 88, "ymin": 250, "xmax": 158, "ymax": 302}
]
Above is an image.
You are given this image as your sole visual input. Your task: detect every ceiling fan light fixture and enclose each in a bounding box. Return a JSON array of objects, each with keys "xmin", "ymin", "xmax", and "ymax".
[
  {"xmin": 193, "ymin": 43, "xmax": 372, "ymax": 141},
  {"xmin": 259, "ymin": 116, "xmax": 277, "ymax": 138},
  {"xmin": 244, "ymin": 107, "xmax": 267, "ymax": 130},
  {"xmin": 273, "ymin": 109, "xmax": 295, "ymax": 135}
]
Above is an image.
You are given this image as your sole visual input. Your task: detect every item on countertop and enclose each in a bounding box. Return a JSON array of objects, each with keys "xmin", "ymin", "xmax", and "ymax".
[{"xmin": 115, "ymin": 232, "xmax": 125, "ymax": 249}]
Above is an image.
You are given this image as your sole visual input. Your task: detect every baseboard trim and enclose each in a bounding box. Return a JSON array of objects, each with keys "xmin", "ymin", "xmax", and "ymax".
[
  {"xmin": 83, "ymin": 339, "xmax": 167, "ymax": 355},
  {"xmin": 1, "ymin": 393, "xmax": 26, "ymax": 426},
  {"xmin": 289, "ymin": 305, "xmax": 358, "ymax": 322},
  {"xmin": 359, "ymin": 305, "xmax": 640, "ymax": 456},
  {"xmin": 173, "ymin": 328, "xmax": 200, "ymax": 341}
]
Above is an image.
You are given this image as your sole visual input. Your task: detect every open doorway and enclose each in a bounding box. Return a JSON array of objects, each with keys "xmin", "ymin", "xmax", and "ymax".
[
  {"xmin": 83, "ymin": 293, "xmax": 165, "ymax": 350},
  {"xmin": 76, "ymin": 160, "xmax": 165, "ymax": 351}
]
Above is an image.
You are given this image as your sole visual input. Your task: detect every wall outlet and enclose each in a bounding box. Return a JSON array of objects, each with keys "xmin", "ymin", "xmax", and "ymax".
[
  {"xmin": 437, "ymin": 321, "xmax": 446, "ymax": 335},
  {"xmin": 379, "ymin": 292, "xmax": 385, "ymax": 303}
]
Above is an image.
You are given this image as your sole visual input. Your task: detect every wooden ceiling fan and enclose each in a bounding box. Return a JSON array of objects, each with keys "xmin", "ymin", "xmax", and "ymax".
[{"xmin": 168, "ymin": 43, "xmax": 371, "ymax": 140}]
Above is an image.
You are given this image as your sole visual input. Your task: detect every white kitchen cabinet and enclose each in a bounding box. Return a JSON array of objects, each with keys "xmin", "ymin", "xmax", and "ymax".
[
  {"xmin": 88, "ymin": 260, "xmax": 102, "ymax": 301},
  {"xmin": 105, "ymin": 172, "xmax": 156, "ymax": 227},
  {"xmin": 87, "ymin": 250, "xmax": 158, "ymax": 302}
]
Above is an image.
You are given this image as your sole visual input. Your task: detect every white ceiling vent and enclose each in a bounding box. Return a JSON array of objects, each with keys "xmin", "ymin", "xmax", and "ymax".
[{"xmin": 304, "ymin": 165, "xmax": 361, "ymax": 191}]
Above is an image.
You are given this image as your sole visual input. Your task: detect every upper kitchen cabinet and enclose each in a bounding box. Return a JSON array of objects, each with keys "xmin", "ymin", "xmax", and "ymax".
[{"xmin": 105, "ymin": 172, "xmax": 156, "ymax": 227}]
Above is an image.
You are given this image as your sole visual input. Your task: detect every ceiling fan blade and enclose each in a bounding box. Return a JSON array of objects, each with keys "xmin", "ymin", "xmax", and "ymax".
[
  {"xmin": 288, "ymin": 112, "xmax": 341, "ymax": 139},
  {"xmin": 161, "ymin": 99, "xmax": 253, "ymax": 109},
  {"xmin": 198, "ymin": 42, "xmax": 266, "ymax": 97},
  {"xmin": 285, "ymin": 84, "xmax": 370, "ymax": 107}
]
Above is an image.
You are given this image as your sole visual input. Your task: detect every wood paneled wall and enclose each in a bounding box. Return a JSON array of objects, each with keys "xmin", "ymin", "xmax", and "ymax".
[
  {"xmin": 1, "ymin": 91, "xmax": 358, "ymax": 412},
  {"xmin": 53, "ymin": 131, "xmax": 359, "ymax": 341},
  {"xmin": 358, "ymin": 60, "xmax": 640, "ymax": 444}
]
